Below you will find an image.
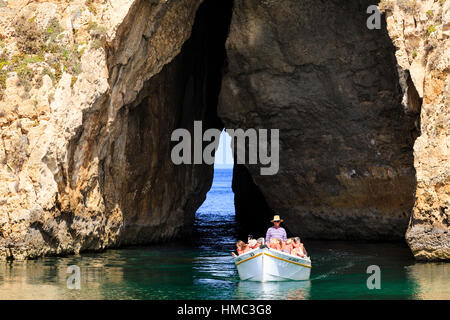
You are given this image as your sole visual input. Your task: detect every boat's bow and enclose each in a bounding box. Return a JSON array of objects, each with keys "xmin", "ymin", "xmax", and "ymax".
[{"xmin": 234, "ymin": 248, "xmax": 311, "ymax": 282}]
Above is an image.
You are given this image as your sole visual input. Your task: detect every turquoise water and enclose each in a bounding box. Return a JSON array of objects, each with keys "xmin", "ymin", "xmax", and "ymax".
[{"xmin": 0, "ymin": 169, "xmax": 449, "ymax": 300}]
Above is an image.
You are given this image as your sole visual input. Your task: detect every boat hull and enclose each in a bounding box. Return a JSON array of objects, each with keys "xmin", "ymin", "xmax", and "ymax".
[{"xmin": 234, "ymin": 248, "xmax": 311, "ymax": 282}]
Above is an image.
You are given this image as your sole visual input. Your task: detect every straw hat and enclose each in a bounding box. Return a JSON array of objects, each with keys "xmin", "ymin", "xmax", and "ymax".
[{"xmin": 270, "ymin": 215, "xmax": 284, "ymax": 223}]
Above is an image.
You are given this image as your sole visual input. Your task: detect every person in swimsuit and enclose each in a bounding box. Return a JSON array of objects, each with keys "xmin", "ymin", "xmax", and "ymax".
[
  {"xmin": 292, "ymin": 237, "xmax": 307, "ymax": 258},
  {"xmin": 277, "ymin": 238, "xmax": 283, "ymax": 251},
  {"xmin": 268, "ymin": 238, "xmax": 281, "ymax": 250},
  {"xmin": 248, "ymin": 239, "xmax": 259, "ymax": 250},
  {"xmin": 232, "ymin": 240, "xmax": 250, "ymax": 257},
  {"xmin": 281, "ymin": 238, "xmax": 293, "ymax": 254}
]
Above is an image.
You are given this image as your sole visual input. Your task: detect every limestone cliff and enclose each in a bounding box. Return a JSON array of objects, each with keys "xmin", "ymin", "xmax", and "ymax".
[
  {"xmin": 380, "ymin": 0, "xmax": 449, "ymax": 260},
  {"xmin": 0, "ymin": 0, "xmax": 232, "ymax": 260}
]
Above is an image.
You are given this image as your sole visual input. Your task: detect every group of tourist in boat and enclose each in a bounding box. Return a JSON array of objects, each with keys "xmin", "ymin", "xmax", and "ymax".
[{"xmin": 232, "ymin": 215, "xmax": 308, "ymax": 258}]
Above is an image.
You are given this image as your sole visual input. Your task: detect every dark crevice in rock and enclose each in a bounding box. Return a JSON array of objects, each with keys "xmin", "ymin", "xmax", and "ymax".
[
  {"xmin": 405, "ymin": 71, "xmax": 423, "ymax": 138},
  {"xmin": 233, "ymin": 164, "xmax": 275, "ymax": 239}
]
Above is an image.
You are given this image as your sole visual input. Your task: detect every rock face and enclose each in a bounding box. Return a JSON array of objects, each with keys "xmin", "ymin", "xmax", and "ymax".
[
  {"xmin": 219, "ymin": 0, "xmax": 420, "ymax": 240},
  {"xmin": 0, "ymin": 0, "xmax": 232, "ymax": 260},
  {"xmin": 219, "ymin": 0, "xmax": 449, "ymax": 259},
  {"xmin": 380, "ymin": 0, "xmax": 450, "ymax": 260}
]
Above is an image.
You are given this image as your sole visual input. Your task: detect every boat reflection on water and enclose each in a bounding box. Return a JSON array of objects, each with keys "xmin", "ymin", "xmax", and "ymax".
[{"xmin": 235, "ymin": 280, "xmax": 311, "ymax": 300}]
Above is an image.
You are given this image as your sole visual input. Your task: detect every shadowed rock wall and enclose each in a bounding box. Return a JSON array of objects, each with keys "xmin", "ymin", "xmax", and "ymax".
[
  {"xmin": 219, "ymin": 0, "xmax": 420, "ymax": 240},
  {"xmin": 379, "ymin": 0, "xmax": 450, "ymax": 260}
]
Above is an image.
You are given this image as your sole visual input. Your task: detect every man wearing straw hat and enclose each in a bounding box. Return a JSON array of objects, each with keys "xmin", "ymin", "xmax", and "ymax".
[{"xmin": 265, "ymin": 215, "xmax": 287, "ymax": 244}]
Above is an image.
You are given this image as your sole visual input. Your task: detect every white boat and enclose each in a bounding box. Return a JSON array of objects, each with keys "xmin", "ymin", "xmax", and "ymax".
[{"xmin": 234, "ymin": 247, "xmax": 311, "ymax": 282}]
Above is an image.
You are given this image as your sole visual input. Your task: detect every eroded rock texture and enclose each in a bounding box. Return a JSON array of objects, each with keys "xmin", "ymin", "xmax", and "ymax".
[
  {"xmin": 219, "ymin": 0, "xmax": 420, "ymax": 240},
  {"xmin": 0, "ymin": 0, "xmax": 232, "ymax": 260},
  {"xmin": 380, "ymin": 0, "xmax": 450, "ymax": 260}
]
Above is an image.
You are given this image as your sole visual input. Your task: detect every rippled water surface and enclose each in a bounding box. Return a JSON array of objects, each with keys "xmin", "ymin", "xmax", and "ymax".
[{"xmin": 0, "ymin": 169, "xmax": 449, "ymax": 299}]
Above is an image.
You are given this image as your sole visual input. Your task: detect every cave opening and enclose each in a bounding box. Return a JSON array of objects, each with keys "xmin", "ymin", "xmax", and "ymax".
[
  {"xmin": 193, "ymin": 131, "xmax": 238, "ymax": 249},
  {"xmin": 162, "ymin": 0, "xmax": 243, "ymax": 242},
  {"xmin": 112, "ymin": 0, "xmax": 236, "ymax": 245},
  {"xmin": 193, "ymin": 130, "xmax": 273, "ymax": 247}
]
